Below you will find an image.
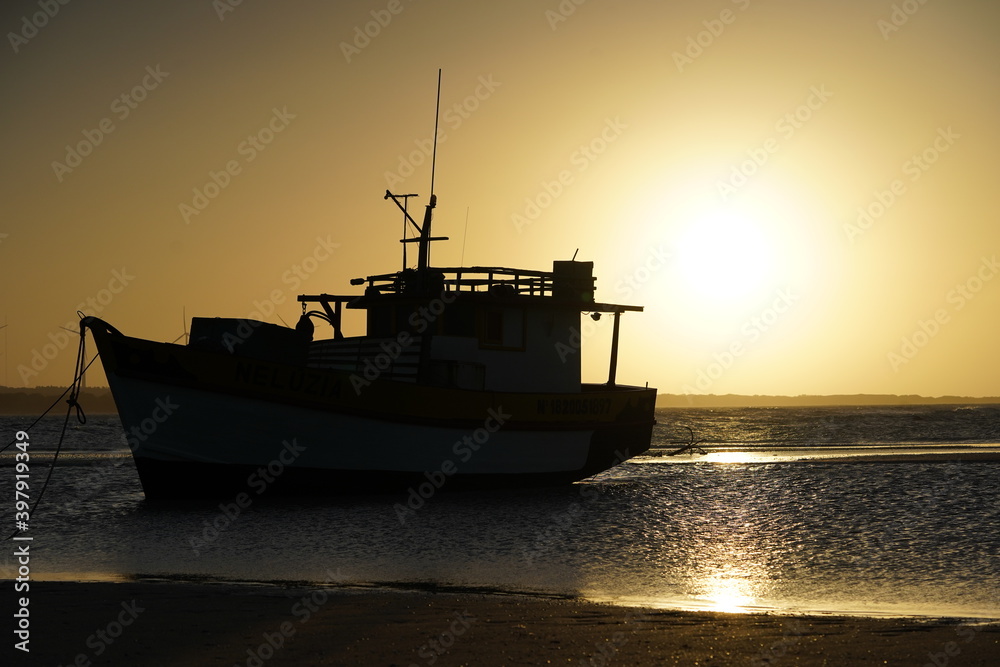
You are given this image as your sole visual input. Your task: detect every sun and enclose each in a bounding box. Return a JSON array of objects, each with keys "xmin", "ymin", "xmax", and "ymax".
[{"xmin": 673, "ymin": 208, "xmax": 778, "ymax": 306}]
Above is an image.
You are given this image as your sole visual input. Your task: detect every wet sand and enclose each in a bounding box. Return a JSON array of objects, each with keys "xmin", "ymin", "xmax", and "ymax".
[
  {"xmin": 16, "ymin": 581, "xmax": 1000, "ymax": 666},
  {"xmin": 652, "ymin": 449, "xmax": 1000, "ymax": 465},
  {"xmin": 805, "ymin": 451, "xmax": 1000, "ymax": 463}
]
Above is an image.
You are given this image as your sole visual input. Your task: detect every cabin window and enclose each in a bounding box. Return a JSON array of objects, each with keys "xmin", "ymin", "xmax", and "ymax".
[
  {"xmin": 484, "ymin": 310, "xmax": 504, "ymax": 345},
  {"xmin": 442, "ymin": 304, "xmax": 476, "ymax": 337},
  {"xmin": 479, "ymin": 307, "xmax": 525, "ymax": 350}
]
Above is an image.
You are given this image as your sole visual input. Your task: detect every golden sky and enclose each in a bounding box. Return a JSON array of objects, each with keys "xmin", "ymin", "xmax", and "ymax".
[{"xmin": 1, "ymin": 0, "xmax": 999, "ymax": 396}]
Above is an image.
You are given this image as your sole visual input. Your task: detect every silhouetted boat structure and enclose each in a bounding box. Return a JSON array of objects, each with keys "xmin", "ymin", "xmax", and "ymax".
[
  {"xmin": 84, "ymin": 196, "xmax": 655, "ymax": 498},
  {"xmin": 84, "ymin": 82, "xmax": 655, "ymax": 499}
]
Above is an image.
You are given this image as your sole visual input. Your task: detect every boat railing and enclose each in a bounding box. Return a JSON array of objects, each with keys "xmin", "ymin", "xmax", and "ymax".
[
  {"xmin": 360, "ymin": 266, "xmax": 593, "ymax": 299},
  {"xmin": 307, "ymin": 335, "xmax": 421, "ymax": 382},
  {"xmin": 444, "ymin": 268, "xmax": 552, "ymax": 295}
]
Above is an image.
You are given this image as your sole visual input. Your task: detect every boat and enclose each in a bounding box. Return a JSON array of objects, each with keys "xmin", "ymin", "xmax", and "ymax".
[
  {"xmin": 83, "ymin": 191, "xmax": 655, "ymax": 498},
  {"xmin": 82, "ymin": 95, "xmax": 656, "ymax": 499}
]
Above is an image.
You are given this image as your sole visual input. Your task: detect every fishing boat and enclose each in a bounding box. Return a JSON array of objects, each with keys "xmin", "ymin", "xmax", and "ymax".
[
  {"xmin": 83, "ymin": 187, "xmax": 655, "ymax": 498},
  {"xmin": 83, "ymin": 85, "xmax": 655, "ymax": 499}
]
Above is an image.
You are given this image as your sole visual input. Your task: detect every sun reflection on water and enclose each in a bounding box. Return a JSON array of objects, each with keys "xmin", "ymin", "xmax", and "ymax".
[
  {"xmin": 682, "ymin": 487, "xmax": 776, "ymax": 613},
  {"xmin": 704, "ymin": 451, "xmax": 758, "ymax": 464},
  {"xmin": 693, "ymin": 569, "xmax": 759, "ymax": 613}
]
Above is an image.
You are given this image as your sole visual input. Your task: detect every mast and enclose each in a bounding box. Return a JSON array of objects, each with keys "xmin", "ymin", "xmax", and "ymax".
[
  {"xmin": 386, "ymin": 69, "xmax": 447, "ymax": 272},
  {"xmin": 417, "ymin": 68, "xmax": 442, "ymax": 271}
]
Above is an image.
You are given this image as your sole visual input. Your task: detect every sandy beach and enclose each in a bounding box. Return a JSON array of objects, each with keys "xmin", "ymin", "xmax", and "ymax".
[
  {"xmin": 806, "ymin": 451, "xmax": 1000, "ymax": 463},
  {"xmin": 14, "ymin": 581, "xmax": 1000, "ymax": 666}
]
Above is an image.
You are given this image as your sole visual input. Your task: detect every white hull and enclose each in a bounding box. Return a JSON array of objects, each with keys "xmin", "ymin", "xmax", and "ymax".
[
  {"xmin": 105, "ymin": 371, "xmax": 638, "ymax": 498},
  {"xmin": 113, "ymin": 375, "xmax": 593, "ymax": 475},
  {"xmin": 86, "ymin": 318, "xmax": 655, "ymax": 498}
]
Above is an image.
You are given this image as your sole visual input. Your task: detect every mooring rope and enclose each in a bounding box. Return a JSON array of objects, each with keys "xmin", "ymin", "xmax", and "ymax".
[{"xmin": 4, "ymin": 323, "xmax": 94, "ymax": 540}]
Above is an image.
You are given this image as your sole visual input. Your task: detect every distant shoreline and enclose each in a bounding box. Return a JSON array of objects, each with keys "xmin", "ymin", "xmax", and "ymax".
[
  {"xmin": 0, "ymin": 386, "xmax": 118, "ymax": 416},
  {"xmin": 654, "ymin": 393, "xmax": 1000, "ymax": 408},
  {"xmin": 2, "ymin": 386, "xmax": 999, "ymax": 415}
]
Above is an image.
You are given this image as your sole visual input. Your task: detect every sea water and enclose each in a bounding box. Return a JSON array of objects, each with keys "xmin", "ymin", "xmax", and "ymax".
[{"xmin": 1, "ymin": 405, "xmax": 999, "ymax": 619}]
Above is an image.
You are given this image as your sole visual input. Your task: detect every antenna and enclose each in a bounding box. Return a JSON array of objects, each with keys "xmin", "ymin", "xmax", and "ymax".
[
  {"xmin": 416, "ymin": 69, "xmax": 444, "ymax": 270},
  {"xmin": 460, "ymin": 206, "xmax": 470, "ymax": 266},
  {"xmin": 429, "ymin": 68, "xmax": 442, "ymax": 198},
  {"xmin": 385, "ymin": 70, "xmax": 449, "ymax": 273}
]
